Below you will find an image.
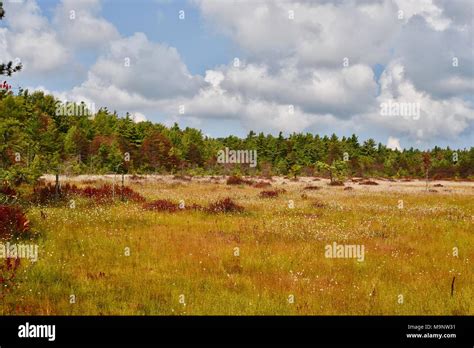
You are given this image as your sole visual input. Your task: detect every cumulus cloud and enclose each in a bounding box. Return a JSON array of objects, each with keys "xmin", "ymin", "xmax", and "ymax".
[
  {"xmin": 5, "ymin": 0, "xmax": 473, "ymax": 148},
  {"xmin": 53, "ymin": 0, "xmax": 120, "ymax": 49},
  {"xmin": 366, "ymin": 61, "xmax": 474, "ymax": 142},
  {"xmin": 2, "ymin": 0, "xmax": 69, "ymax": 73},
  {"xmin": 387, "ymin": 136, "xmax": 402, "ymax": 150}
]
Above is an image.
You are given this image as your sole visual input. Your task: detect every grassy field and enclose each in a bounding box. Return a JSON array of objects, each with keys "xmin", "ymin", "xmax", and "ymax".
[{"xmin": 2, "ymin": 176, "xmax": 473, "ymax": 315}]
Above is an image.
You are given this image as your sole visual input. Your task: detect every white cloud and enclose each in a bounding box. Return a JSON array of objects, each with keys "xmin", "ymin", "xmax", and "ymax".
[
  {"xmin": 53, "ymin": 0, "xmax": 120, "ymax": 49},
  {"xmin": 131, "ymin": 112, "xmax": 147, "ymax": 123},
  {"xmin": 4, "ymin": 0, "xmax": 472, "ymax": 148},
  {"xmin": 2, "ymin": 0, "xmax": 70, "ymax": 74},
  {"xmin": 387, "ymin": 136, "xmax": 402, "ymax": 150}
]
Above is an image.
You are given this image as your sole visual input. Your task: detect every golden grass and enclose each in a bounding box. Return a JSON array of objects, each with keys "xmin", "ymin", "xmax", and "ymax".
[{"xmin": 2, "ymin": 177, "xmax": 473, "ymax": 315}]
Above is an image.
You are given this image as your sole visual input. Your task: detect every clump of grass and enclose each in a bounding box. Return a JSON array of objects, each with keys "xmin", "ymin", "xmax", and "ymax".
[
  {"xmin": 130, "ymin": 174, "xmax": 145, "ymax": 181},
  {"xmin": 344, "ymin": 186, "xmax": 354, "ymax": 191},
  {"xmin": 328, "ymin": 181, "xmax": 344, "ymax": 186},
  {"xmin": 207, "ymin": 197, "xmax": 244, "ymax": 213},
  {"xmin": 312, "ymin": 199, "xmax": 327, "ymax": 208},
  {"xmin": 173, "ymin": 174, "xmax": 192, "ymax": 181},
  {"xmin": 433, "ymin": 183, "xmax": 444, "ymax": 187},
  {"xmin": 0, "ymin": 258, "xmax": 21, "ymax": 299}
]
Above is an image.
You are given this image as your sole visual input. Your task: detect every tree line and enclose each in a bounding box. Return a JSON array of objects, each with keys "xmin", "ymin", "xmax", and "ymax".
[{"xmin": 0, "ymin": 89, "xmax": 473, "ymax": 185}]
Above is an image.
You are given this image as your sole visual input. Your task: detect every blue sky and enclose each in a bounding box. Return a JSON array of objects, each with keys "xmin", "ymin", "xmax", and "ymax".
[{"xmin": 1, "ymin": 0, "xmax": 473, "ymax": 149}]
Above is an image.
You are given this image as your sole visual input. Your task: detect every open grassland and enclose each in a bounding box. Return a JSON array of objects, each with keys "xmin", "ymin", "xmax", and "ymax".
[{"xmin": 2, "ymin": 176, "xmax": 473, "ymax": 315}]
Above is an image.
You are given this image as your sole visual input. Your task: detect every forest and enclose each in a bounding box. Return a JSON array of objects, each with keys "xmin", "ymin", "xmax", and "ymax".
[{"xmin": 0, "ymin": 89, "xmax": 473, "ymax": 186}]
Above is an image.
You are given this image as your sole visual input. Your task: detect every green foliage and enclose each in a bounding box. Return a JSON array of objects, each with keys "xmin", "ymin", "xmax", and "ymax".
[{"xmin": 0, "ymin": 91, "xmax": 471, "ymax": 182}]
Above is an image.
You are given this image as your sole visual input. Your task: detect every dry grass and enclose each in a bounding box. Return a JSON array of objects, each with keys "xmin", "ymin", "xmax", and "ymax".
[{"xmin": 2, "ymin": 176, "xmax": 473, "ymax": 315}]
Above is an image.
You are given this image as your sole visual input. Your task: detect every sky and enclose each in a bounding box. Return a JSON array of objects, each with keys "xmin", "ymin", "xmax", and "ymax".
[{"xmin": 0, "ymin": 0, "xmax": 473, "ymax": 150}]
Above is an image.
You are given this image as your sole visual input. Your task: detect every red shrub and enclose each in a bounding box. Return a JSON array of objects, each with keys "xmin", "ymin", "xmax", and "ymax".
[
  {"xmin": 143, "ymin": 200, "xmax": 203, "ymax": 212},
  {"xmin": 259, "ymin": 190, "xmax": 279, "ymax": 198},
  {"xmin": 207, "ymin": 198, "xmax": 244, "ymax": 213},
  {"xmin": 304, "ymin": 185, "xmax": 321, "ymax": 190},
  {"xmin": 143, "ymin": 199, "xmax": 179, "ymax": 212},
  {"xmin": 0, "ymin": 205, "xmax": 30, "ymax": 239},
  {"xmin": 359, "ymin": 180, "xmax": 379, "ymax": 186},
  {"xmin": 31, "ymin": 183, "xmax": 80, "ymax": 204},
  {"xmin": 80, "ymin": 185, "xmax": 145, "ymax": 203},
  {"xmin": 226, "ymin": 175, "xmax": 253, "ymax": 185},
  {"xmin": 253, "ymin": 181, "xmax": 272, "ymax": 188},
  {"xmin": 0, "ymin": 185, "xmax": 17, "ymax": 197}
]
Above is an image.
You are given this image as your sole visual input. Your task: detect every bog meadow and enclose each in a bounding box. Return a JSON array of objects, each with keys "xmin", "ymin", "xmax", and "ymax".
[
  {"xmin": 0, "ymin": 67, "xmax": 473, "ymax": 318},
  {"xmin": 0, "ymin": 0, "xmax": 473, "ymax": 316}
]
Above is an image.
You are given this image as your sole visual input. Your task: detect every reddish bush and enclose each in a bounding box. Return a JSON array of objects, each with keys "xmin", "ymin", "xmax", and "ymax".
[
  {"xmin": 226, "ymin": 175, "xmax": 253, "ymax": 185},
  {"xmin": 0, "ymin": 185, "xmax": 17, "ymax": 197},
  {"xmin": 328, "ymin": 181, "xmax": 344, "ymax": 186},
  {"xmin": 80, "ymin": 185, "xmax": 145, "ymax": 203},
  {"xmin": 253, "ymin": 181, "xmax": 272, "ymax": 188},
  {"xmin": 304, "ymin": 185, "xmax": 321, "ymax": 191},
  {"xmin": 359, "ymin": 180, "xmax": 379, "ymax": 186},
  {"xmin": 0, "ymin": 205, "xmax": 30, "ymax": 239},
  {"xmin": 207, "ymin": 198, "xmax": 244, "ymax": 213},
  {"xmin": 344, "ymin": 186, "xmax": 354, "ymax": 191},
  {"xmin": 31, "ymin": 183, "xmax": 80, "ymax": 204},
  {"xmin": 259, "ymin": 190, "xmax": 279, "ymax": 198},
  {"xmin": 143, "ymin": 199, "xmax": 179, "ymax": 212},
  {"xmin": 433, "ymin": 183, "xmax": 444, "ymax": 187},
  {"xmin": 143, "ymin": 200, "xmax": 203, "ymax": 212}
]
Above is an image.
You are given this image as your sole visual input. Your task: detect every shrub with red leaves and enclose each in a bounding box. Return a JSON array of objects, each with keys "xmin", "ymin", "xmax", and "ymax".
[
  {"xmin": 143, "ymin": 199, "xmax": 179, "ymax": 212},
  {"xmin": 226, "ymin": 175, "xmax": 253, "ymax": 186},
  {"xmin": 80, "ymin": 185, "xmax": 145, "ymax": 203},
  {"xmin": 207, "ymin": 197, "xmax": 244, "ymax": 213},
  {"xmin": 359, "ymin": 180, "xmax": 379, "ymax": 186},
  {"xmin": 304, "ymin": 185, "xmax": 321, "ymax": 190},
  {"xmin": 143, "ymin": 200, "xmax": 203, "ymax": 212},
  {"xmin": 253, "ymin": 181, "xmax": 272, "ymax": 188},
  {"xmin": 259, "ymin": 190, "xmax": 279, "ymax": 198},
  {"xmin": 0, "ymin": 205, "xmax": 30, "ymax": 239},
  {"xmin": 31, "ymin": 183, "xmax": 81, "ymax": 204},
  {"xmin": 0, "ymin": 185, "xmax": 17, "ymax": 197}
]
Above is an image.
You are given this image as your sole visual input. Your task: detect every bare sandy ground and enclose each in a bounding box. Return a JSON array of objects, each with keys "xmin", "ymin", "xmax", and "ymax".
[{"xmin": 41, "ymin": 174, "xmax": 474, "ymax": 195}]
